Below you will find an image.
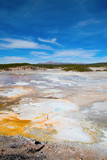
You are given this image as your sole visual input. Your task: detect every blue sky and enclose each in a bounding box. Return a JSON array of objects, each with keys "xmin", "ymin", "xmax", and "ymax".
[{"xmin": 0, "ymin": 0, "xmax": 107, "ymax": 64}]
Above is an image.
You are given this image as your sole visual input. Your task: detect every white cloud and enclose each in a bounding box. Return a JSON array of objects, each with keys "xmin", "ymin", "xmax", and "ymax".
[
  {"xmin": 38, "ymin": 37, "xmax": 56, "ymax": 43},
  {"xmin": 74, "ymin": 18, "xmax": 102, "ymax": 28},
  {"xmin": 3, "ymin": 56, "xmax": 26, "ymax": 60},
  {"xmin": 0, "ymin": 46, "xmax": 104, "ymax": 64},
  {"xmin": 30, "ymin": 48, "xmax": 101, "ymax": 63},
  {"xmin": 0, "ymin": 56, "xmax": 41, "ymax": 64},
  {"xmin": 0, "ymin": 38, "xmax": 53, "ymax": 50},
  {"xmin": 54, "ymin": 56, "xmax": 107, "ymax": 64},
  {"xmin": 38, "ymin": 37, "xmax": 63, "ymax": 46},
  {"xmin": 70, "ymin": 19, "xmax": 106, "ymax": 38},
  {"xmin": 0, "ymin": 53, "xmax": 106, "ymax": 64},
  {"xmin": 0, "ymin": 56, "xmax": 28, "ymax": 64},
  {"xmin": 0, "ymin": 56, "xmax": 52, "ymax": 64},
  {"xmin": 54, "ymin": 49, "xmax": 99, "ymax": 58},
  {"xmin": 30, "ymin": 48, "xmax": 100, "ymax": 61},
  {"xmin": 85, "ymin": 56, "xmax": 107, "ymax": 63},
  {"xmin": 30, "ymin": 51, "xmax": 49, "ymax": 56}
]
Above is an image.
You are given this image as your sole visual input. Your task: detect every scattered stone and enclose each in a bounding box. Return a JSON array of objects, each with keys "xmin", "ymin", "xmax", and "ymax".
[
  {"xmin": 35, "ymin": 140, "xmax": 41, "ymax": 145},
  {"xmin": 28, "ymin": 145, "xmax": 45, "ymax": 153}
]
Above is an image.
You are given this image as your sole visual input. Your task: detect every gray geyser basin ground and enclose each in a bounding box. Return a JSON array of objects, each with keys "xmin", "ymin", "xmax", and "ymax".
[{"xmin": 0, "ymin": 69, "xmax": 107, "ymax": 148}]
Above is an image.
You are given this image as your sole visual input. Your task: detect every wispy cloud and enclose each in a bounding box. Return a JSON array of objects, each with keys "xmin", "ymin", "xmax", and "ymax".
[
  {"xmin": 54, "ymin": 49, "xmax": 99, "ymax": 58},
  {"xmin": 69, "ymin": 18, "xmax": 105, "ymax": 39},
  {"xmin": 74, "ymin": 18, "xmax": 102, "ymax": 28},
  {"xmin": 30, "ymin": 48, "xmax": 100, "ymax": 63},
  {"xmin": 0, "ymin": 38, "xmax": 53, "ymax": 50},
  {"xmin": 38, "ymin": 37, "xmax": 57, "ymax": 43},
  {"xmin": 0, "ymin": 56, "xmax": 42, "ymax": 64},
  {"xmin": 0, "ymin": 49, "xmax": 106, "ymax": 64},
  {"xmin": 30, "ymin": 51, "xmax": 49, "ymax": 56},
  {"xmin": 0, "ymin": 56, "xmax": 28, "ymax": 64},
  {"xmin": 38, "ymin": 37, "xmax": 63, "ymax": 46}
]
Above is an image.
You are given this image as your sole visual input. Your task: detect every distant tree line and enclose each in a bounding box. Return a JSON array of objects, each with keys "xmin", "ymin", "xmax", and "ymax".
[
  {"xmin": 0, "ymin": 63, "xmax": 30, "ymax": 70},
  {"xmin": 0, "ymin": 62, "xmax": 107, "ymax": 72}
]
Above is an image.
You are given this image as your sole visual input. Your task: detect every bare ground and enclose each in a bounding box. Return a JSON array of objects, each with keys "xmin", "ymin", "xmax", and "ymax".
[{"xmin": 0, "ymin": 135, "xmax": 106, "ymax": 160}]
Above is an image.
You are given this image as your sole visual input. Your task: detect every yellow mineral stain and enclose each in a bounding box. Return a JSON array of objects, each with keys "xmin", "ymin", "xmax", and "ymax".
[
  {"xmin": 34, "ymin": 113, "xmax": 48, "ymax": 120},
  {"xmin": 92, "ymin": 92, "xmax": 107, "ymax": 95},
  {"xmin": 33, "ymin": 113, "xmax": 57, "ymax": 129},
  {"xmin": 0, "ymin": 88, "xmax": 4, "ymax": 91},
  {"xmin": 10, "ymin": 86, "xmax": 33, "ymax": 99},
  {"xmin": 0, "ymin": 112, "xmax": 57, "ymax": 141},
  {"xmin": 13, "ymin": 86, "xmax": 30, "ymax": 89},
  {"xmin": 0, "ymin": 113, "xmax": 31, "ymax": 137},
  {"xmin": 33, "ymin": 113, "xmax": 56, "ymax": 128},
  {"xmin": 33, "ymin": 119, "xmax": 56, "ymax": 129},
  {"xmin": 83, "ymin": 128, "xmax": 98, "ymax": 143},
  {"xmin": 0, "ymin": 103, "xmax": 6, "ymax": 108}
]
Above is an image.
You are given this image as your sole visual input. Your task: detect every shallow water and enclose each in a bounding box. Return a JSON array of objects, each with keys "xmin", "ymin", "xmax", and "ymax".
[{"xmin": 0, "ymin": 70, "xmax": 107, "ymax": 146}]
